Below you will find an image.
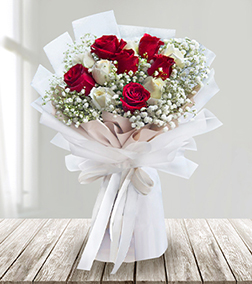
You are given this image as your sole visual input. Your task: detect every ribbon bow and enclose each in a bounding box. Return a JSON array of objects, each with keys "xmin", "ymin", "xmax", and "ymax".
[{"xmin": 42, "ymin": 108, "xmax": 221, "ymax": 274}]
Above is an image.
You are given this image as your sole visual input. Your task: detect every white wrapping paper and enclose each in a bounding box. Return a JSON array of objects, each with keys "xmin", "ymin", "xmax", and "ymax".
[{"xmin": 31, "ymin": 11, "xmax": 222, "ymax": 274}]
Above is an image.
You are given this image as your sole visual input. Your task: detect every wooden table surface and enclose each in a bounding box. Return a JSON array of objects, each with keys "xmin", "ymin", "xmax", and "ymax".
[{"xmin": 0, "ymin": 219, "xmax": 252, "ymax": 283}]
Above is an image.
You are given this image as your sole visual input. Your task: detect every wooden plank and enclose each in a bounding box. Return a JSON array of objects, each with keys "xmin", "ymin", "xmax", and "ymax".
[
  {"xmin": 34, "ymin": 219, "xmax": 90, "ymax": 284},
  {"xmin": 0, "ymin": 219, "xmax": 24, "ymax": 244},
  {"xmin": 0, "ymin": 218, "xmax": 251, "ymax": 284},
  {"xmin": 184, "ymin": 219, "xmax": 235, "ymax": 283},
  {"xmin": 136, "ymin": 256, "xmax": 166, "ymax": 284},
  {"xmin": 103, "ymin": 262, "xmax": 134, "ymax": 284},
  {"xmin": 69, "ymin": 260, "xmax": 105, "ymax": 284},
  {"xmin": 1, "ymin": 219, "xmax": 70, "ymax": 283},
  {"xmin": 229, "ymin": 219, "xmax": 252, "ymax": 254},
  {"xmin": 207, "ymin": 219, "xmax": 252, "ymax": 283},
  {"xmin": 68, "ymin": 219, "xmax": 105, "ymax": 284},
  {"xmin": 164, "ymin": 219, "xmax": 202, "ymax": 284},
  {"xmin": 0, "ymin": 219, "xmax": 46, "ymax": 279}
]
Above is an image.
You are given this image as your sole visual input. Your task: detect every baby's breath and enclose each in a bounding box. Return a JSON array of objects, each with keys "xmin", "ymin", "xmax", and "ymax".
[{"xmin": 63, "ymin": 34, "xmax": 97, "ymax": 71}]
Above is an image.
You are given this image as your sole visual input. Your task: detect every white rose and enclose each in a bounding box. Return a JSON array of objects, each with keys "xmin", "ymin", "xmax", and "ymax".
[
  {"xmin": 124, "ymin": 40, "xmax": 139, "ymax": 55},
  {"xmin": 162, "ymin": 43, "xmax": 185, "ymax": 68},
  {"xmin": 92, "ymin": 60, "xmax": 112, "ymax": 85},
  {"xmin": 72, "ymin": 51, "xmax": 95, "ymax": 68},
  {"xmin": 143, "ymin": 76, "xmax": 165, "ymax": 103},
  {"xmin": 90, "ymin": 87, "xmax": 115, "ymax": 110}
]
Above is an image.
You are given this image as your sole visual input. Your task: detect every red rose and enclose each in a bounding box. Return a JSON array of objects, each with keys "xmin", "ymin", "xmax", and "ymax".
[
  {"xmin": 91, "ymin": 35, "xmax": 127, "ymax": 60},
  {"xmin": 120, "ymin": 82, "xmax": 150, "ymax": 113},
  {"xmin": 64, "ymin": 64, "xmax": 95, "ymax": 95},
  {"xmin": 148, "ymin": 54, "xmax": 175, "ymax": 80},
  {"xmin": 116, "ymin": 49, "xmax": 139, "ymax": 74},
  {"xmin": 138, "ymin": 33, "xmax": 164, "ymax": 61}
]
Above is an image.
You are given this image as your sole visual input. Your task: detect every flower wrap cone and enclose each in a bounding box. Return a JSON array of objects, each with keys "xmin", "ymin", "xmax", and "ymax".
[{"xmin": 31, "ymin": 11, "xmax": 222, "ymax": 273}]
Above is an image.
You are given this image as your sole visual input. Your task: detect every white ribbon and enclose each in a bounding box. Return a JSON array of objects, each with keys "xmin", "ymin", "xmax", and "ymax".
[
  {"xmin": 77, "ymin": 172, "xmax": 121, "ymax": 270},
  {"xmin": 109, "ymin": 167, "xmax": 154, "ymax": 241},
  {"xmin": 76, "ymin": 164, "xmax": 154, "ymax": 272}
]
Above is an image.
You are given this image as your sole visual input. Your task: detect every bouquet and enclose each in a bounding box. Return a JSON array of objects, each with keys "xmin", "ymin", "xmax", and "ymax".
[{"xmin": 32, "ymin": 11, "xmax": 221, "ymax": 273}]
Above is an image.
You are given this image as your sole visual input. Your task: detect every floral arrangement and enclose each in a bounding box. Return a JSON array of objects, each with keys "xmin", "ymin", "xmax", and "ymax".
[
  {"xmin": 44, "ymin": 33, "xmax": 209, "ymax": 131},
  {"xmin": 32, "ymin": 11, "xmax": 221, "ymax": 274}
]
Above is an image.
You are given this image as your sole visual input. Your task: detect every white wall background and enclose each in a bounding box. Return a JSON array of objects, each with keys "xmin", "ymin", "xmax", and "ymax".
[{"xmin": 2, "ymin": 0, "xmax": 252, "ymax": 218}]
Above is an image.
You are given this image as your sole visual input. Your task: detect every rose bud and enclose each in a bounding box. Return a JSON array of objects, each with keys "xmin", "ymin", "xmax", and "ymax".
[
  {"xmin": 90, "ymin": 87, "xmax": 115, "ymax": 110},
  {"xmin": 143, "ymin": 76, "xmax": 165, "ymax": 101},
  {"xmin": 92, "ymin": 60, "xmax": 112, "ymax": 85},
  {"xmin": 91, "ymin": 35, "xmax": 126, "ymax": 60},
  {"xmin": 138, "ymin": 33, "xmax": 164, "ymax": 61},
  {"xmin": 72, "ymin": 51, "xmax": 95, "ymax": 68},
  {"xmin": 116, "ymin": 49, "xmax": 139, "ymax": 74},
  {"xmin": 148, "ymin": 54, "xmax": 175, "ymax": 80},
  {"xmin": 64, "ymin": 64, "xmax": 95, "ymax": 95},
  {"xmin": 120, "ymin": 82, "xmax": 150, "ymax": 113}
]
